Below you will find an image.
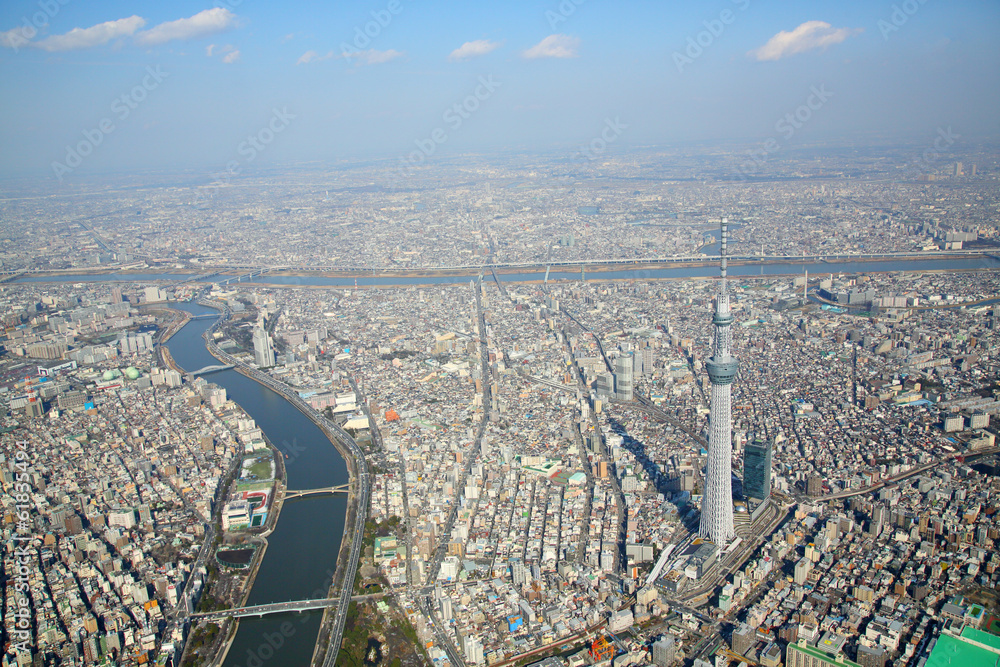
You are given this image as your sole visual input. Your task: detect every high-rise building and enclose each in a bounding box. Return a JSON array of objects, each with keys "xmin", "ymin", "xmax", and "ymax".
[
  {"xmin": 794, "ymin": 558, "xmax": 811, "ymax": 585},
  {"xmin": 732, "ymin": 623, "xmax": 755, "ymax": 656},
  {"xmin": 652, "ymin": 636, "xmax": 677, "ymax": 667},
  {"xmin": 699, "ymin": 219, "xmax": 738, "ymax": 547},
  {"xmin": 615, "ymin": 355, "xmax": 634, "ymax": 401},
  {"xmin": 743, "ymin": 437, "xmax": 772, "ymax": 502},
  {"xmin": 806, "ymin": 475, "xmax": 823, "ymax": 496},
  {"xmin": 462, "ymin": 636, "xmax": 484, "ymax": 665},
  {"xmin": 252, "ymin": 325, "xmax": 275, "ymax": 368},
  {"xmin": 870, "ymin": 502, "xmax": 888, "ymax": 536}
]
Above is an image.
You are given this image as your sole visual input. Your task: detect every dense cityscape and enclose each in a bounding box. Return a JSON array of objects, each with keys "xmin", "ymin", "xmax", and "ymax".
[{"xmin": 1, "ymin": 146, "xmax": 999, "ymax": 667}]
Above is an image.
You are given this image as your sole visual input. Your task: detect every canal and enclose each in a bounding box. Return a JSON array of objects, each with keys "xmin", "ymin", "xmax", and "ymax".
[{"xmin": 166, "ymin": 302, "xmax": 349, "ymax": 667}]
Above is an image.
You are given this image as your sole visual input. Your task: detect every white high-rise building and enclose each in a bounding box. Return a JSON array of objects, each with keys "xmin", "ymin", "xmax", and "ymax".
[
  {"xmin": 252, "ymin": 325, "xmax": 275, "ymax": 368},
  {"xmin": 699, "ymin": 219, "xmax": 737, "ymax": 547}
]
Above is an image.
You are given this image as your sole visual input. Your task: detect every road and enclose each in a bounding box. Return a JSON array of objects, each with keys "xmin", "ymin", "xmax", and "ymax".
[
  {"xmin": 418, "ymin": 278, "xmax": 493, "ymax": 667},
  {"xmin": 808, "ymin": 446, "xmax": 999, "ymax": 502},
  {"xmin": 556, "ymin": 306, "xmax": 629, "ymax": 573}
]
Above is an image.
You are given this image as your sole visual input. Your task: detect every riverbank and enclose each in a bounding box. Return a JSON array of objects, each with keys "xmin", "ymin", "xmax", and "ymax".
[
  {"xmin": 15, "ymin": 250, "xmax": 997, "ymax": 284},
  {"xmin": 193, "ymin": 301, "xmax": 366, "ymax": 667},
  {"xmin": 156, "ymin": 304, "xmax": 293, "ymax": 667}
]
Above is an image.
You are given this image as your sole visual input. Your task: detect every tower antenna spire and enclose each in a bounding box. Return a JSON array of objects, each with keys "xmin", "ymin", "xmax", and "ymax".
[{"xmin": 699, "ymin": 217, "xmax": 738, "ymax": 546}]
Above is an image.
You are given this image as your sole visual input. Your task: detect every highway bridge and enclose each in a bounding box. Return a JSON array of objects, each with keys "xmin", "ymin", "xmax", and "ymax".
[
  {"xmin": 283, "ymin": 484, "xmax": 350, "ymax": 499},
  {"xmin": 187, "ymin": 364, "xmax": 235, "ymax": 376},
  {"xmin": 217, "ymin": 269, "xmax": 268, "ymax": 284},
  {"xmin": 192, "ymin": 597, "xmax": 338, "ymax": 621}
]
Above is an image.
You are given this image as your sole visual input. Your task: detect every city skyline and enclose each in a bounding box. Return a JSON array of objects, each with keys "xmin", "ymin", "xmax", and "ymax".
[{"xmin": 1, "ymin": 2, "xmax": 999, "ymax": 666}]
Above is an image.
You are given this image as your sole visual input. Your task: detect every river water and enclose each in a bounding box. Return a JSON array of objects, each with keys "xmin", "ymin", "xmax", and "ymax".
[
  {"xmin": 14, "ymin": 255, "xmax": 1000, "ymax": 287},
  {"xmin": 166, "ymin": 302, "xmax": 348, "ymax": 667}
]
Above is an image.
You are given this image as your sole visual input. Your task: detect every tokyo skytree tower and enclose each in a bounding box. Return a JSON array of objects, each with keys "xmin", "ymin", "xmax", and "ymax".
[{"xmin": 699, "ymin": 218, "xmax": 738, "ymax": 546}]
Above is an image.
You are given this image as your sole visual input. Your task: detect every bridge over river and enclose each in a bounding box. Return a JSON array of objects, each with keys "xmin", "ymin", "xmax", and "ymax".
[
  {"xmin": 190, "ymin": 592, "xmax": 386, "ymax": 621},
  {"xmin": 283, "ymin": 484, "xmax": 350, "ymax": 499}
]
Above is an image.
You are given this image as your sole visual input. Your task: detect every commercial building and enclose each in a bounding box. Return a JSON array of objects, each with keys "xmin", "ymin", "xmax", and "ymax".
[
  {"xmin": 786, "ymin": 639, "xmax": 861, "ymax": 667},
  {"xmin": 252, "ymin": 325, "xmax": 276, "ymax": 368},
  {"xmin": 743, "ymin": 437, "xmax": 773, "ymax": 502},
  {"xmin": 651, "ymin": 635, "xmax": 676, "ymax": 667}
]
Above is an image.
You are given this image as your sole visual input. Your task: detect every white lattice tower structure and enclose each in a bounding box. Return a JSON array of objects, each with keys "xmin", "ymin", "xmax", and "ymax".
[{"xmin": 698, "ymin": 218, "xmax": 737, "ymax": 546}]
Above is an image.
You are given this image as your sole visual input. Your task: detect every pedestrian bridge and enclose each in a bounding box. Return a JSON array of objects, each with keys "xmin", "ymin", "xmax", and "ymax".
[{"xmin": 284, "ymin": 484, "xmax": 350, "ymax": 499}]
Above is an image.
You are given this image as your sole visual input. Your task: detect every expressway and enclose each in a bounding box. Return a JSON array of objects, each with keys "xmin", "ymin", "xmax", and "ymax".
[
  {"xmin": 808, "ymin": 446, "xmax": 999, "ymax": 502},
  {"xmin": 555, "ymin": 304, "xmax": 630, "ymax": 573}
]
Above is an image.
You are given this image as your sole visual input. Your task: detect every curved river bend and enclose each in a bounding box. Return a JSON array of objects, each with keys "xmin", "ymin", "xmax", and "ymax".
[{"xmin": 167, "ymin": 302, "xmax": 348, "ymax": 667}]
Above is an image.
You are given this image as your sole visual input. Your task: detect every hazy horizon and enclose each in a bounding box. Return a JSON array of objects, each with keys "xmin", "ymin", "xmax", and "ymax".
[{"xmin": 2, "ymin": 0, "xmax": 998, "ymax": 182}]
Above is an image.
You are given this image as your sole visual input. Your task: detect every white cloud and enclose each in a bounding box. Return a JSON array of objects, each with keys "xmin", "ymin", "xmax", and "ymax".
[
  {"xmin": 222, "ymin": 49, "xmax": 240, "ymax": 64},
  {"xmin": 0, "ymin": 27, "xmax": 32, "ymax": 50},
  {"xmin": 522, "ymin": 34, "xmax": 580, "ymax": 59},
  {"xmin": 136, "ymin": 8, "xmax": 236, "ymax": 47},
  {"xmin": 448, "ymin": 39, "xmax": 502, "ymax": 62},
  {"xmin": 343, "ymin": 48, "xmax": 404, "ymax": 65},
  {"xmin": 749, "ymin": 21, "xmax": 861, "ymax": 61},
  {"xmin": 296, "ymin": 49, "xmax": 334, "ymax": 65},
  {"xmin": 206, "ymin": 44, "xmax": 215, "ymax": 57},
  {"xmin": 33, "ymin": 15, "xmax": 146, "ymax": 52}
]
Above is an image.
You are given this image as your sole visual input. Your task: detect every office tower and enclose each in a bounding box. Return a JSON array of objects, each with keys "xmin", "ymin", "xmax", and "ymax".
[
  {"xmin": 252, "ymin": 325, "xmax": 275, "ymax": 368},
  {"xmin": 699, "ymin": 219, "xmax": 738, "ymax": 547},
  {"xmin": 794, "ymin": 558, "xmax": 811, "ymax": 585},
  {"xmin": 615, "ymin": 354, "xmax": 633, "ymax": 401},
  {"xmin": 732, "ymin": 623, "xmax": 755, "ymax": 656},
  {"xmin": 807, "ymin": 475, "xmax": 823, "ymax": 496},
  {"xmin": 870, "ymin": 503, "xmax": 888, "ymax": 536},
  {"xmin": 595, "ymin": 371, "xmax": 615, "ymax": 400},
  {"xmin": 743, "ymin": 437, "xmax": 773, "ymax": 502},
  {"xmin": 652, "ymin": 636, "xmax": 677, "ymax": 667}
]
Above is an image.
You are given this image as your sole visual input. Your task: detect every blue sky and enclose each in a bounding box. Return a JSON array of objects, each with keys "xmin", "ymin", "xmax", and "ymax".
[{"xmin": 0, "ymin": 0, "xmax": 997, "ymax": 180}]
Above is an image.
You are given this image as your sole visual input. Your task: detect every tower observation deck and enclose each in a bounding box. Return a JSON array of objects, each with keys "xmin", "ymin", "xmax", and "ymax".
[{"xmin": 699, "ymin": 218, "xmax": 738, "ymax": 546}]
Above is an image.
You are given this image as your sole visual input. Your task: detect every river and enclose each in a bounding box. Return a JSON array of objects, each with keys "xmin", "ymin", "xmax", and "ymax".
[
  {"xmin": 166, "ymin": 302, "xmax": 349, "ymax": 667},
  {"xmin": 14, "ymin": 255, "xmax": 1000, "ymax": 287}
]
